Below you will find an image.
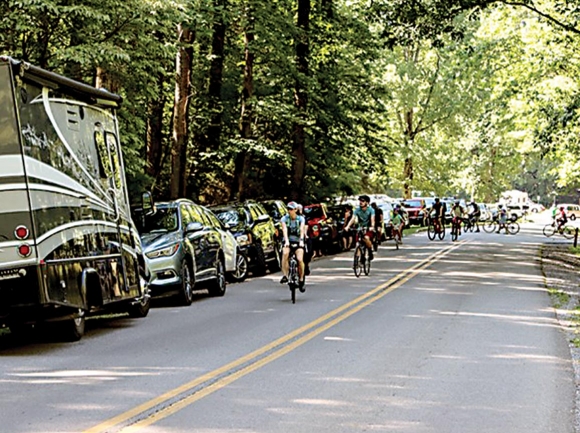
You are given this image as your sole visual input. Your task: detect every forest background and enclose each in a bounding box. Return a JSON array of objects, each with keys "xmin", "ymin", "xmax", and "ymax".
[{"xmin": 1, "ymin": 0, "xmax": 580, "ymax": 205}]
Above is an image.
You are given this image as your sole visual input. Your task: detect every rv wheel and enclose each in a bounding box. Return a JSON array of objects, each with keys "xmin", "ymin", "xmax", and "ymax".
[{"xmin": 61, "ymin": 315, "xmax": 85, "ymax": 342}]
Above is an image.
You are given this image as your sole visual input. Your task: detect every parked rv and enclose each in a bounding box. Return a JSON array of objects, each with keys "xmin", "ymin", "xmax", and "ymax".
[{"xmin": 0, "ymin": 57, "xmax": 151, "ymax": 341}]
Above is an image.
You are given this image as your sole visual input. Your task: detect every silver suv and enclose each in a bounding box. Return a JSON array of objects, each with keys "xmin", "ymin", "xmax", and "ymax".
[{"xmin": 135, "ymin": 199, "xmax": 228, "ymax": 305}]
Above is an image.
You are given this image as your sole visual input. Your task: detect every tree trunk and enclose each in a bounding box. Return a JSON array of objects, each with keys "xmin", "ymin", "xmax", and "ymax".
[
  {"xmin": 146, "ymin": 74, "xmax": 166, "ymax": 180},
  {"xmin": 231, "ymin": 1, "xmax": 255, "ymax": 201},
  {"xmin": 205, "ymin": 0, "xmax": 228, "ymax": 153},
  {"xmin": 169, "ymin": 24, "xmax": 194, "ymax": 199},
  {"xmin": 403, "ymin": 157, "xmax": 414, "ymax": 199},
  {"xmin": 291, "ymin": 0, "xmax": 310, "ymax": 201},
  {"xmin": 95, "ymin": 67, "xmax": 120, "ymax": 94}
]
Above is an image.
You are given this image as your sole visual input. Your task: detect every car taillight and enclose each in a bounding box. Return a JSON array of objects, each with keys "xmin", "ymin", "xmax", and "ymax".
[
  {"xmin": 15, "ymin": 225, "xmax": 30, "ymax": 240},
  {"xmin": 18, "ymin": 244, "xmax": 32, "ymax": 257}
]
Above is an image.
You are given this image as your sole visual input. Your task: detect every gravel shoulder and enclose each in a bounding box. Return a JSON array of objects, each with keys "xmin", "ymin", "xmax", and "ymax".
[{"xmin": 541, "ymin": 242, "xmax": 580, "ymax": 432}]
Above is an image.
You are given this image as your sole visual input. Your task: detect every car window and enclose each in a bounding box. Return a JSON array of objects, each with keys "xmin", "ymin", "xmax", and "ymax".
[
  {"xmin": 181, "ymin": 204, "xmax": 193, "ymax": 226},
  {"xmin": 216, "ymin": 208, "xmax": 245, "ymax": 226},
  {"xmin": 403, "ymin": 200, "xmax": 423, "ymax": 208},
  {"xmin": 140, "ymin": 206, "xmax": 178, "ymax": 233},
  {"xmin": 203, "ymin": 207, "xmax": 222, "ymax": 228},
  {"xmin": 304, "ymin": 206, "xmax": 324, "ymax": 219},
  {"xmin": 188, "ymin": 204, "xmax": 208, "ymax": 225}
]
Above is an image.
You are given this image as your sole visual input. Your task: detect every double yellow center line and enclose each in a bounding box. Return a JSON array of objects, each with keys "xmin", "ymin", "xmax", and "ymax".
[{"xmin": 85, "ymin": 241, "xmax": 465, "ymax": 433}]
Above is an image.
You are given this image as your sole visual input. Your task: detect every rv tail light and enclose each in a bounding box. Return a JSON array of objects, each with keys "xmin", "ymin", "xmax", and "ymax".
[
  {"xmin": 18, "ymin": 244, "xmax": 32, "ymax": 258},
  {"xmin": 15, "ymin": 225, "xmax": 30, "ymax": 240}
]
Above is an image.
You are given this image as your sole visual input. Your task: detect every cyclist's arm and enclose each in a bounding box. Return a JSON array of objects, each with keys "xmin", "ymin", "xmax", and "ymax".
[
  {"xmin": 344, "ymin": 214, "xmax": 356, "ymax": 231},
  {"xmin": 280, "ymin": 220, "xmax": 290, "ymax": 246},
  {"xmin": 299, "ymin": 220, "xmax": 306, "ymax": 246}
]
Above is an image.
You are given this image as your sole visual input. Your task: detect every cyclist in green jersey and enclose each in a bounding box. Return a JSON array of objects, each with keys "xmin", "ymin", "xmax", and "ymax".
[{"xmin": 344, "ymin": 195, "xmax": 376, "ymax": 260}]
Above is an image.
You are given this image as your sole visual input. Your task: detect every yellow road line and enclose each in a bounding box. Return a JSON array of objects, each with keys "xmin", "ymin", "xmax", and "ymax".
[{"xmin": 84, "ymin": 241, "xmax": 465, "ymax": 433}]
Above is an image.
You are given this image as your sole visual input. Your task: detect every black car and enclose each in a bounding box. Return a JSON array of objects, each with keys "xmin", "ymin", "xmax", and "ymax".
[
  {"xmin": 211, "ymin": 201, "xmax": 279, "ymax": 275},
  {"xmin": 134, "ymin": 199, "xmax": 228, "ymax": 305}
]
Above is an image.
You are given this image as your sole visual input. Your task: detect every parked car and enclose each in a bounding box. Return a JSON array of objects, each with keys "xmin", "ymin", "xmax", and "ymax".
[
  {"xmin": 261, "ymin": 199, "xmax": 288, "ymax": 260},
  {"xmin": 527, "ymin": 202, "xmax": 545, "ymax": 213},
  {"xmin": 552, "ymin": 204, "xmax": 580, "ymax": 221},
  {"xmin": 134, "ymin": 199, "xmax": 228, "ymax": 305},
  {"xmin": 506, "ymin": 204, "xmax": 527, "ymax": 221},
  {"xmin": 478, "ymin": 203, "xmax": 492, "ymax": 221},
  {"xmin": 401, "ymin": 198, "xmax": 426, "ymax": 226},
  {"xmin": 211, "ymin": 201, "xmax": 279, "ymax": 275},
  {"xmin": 303, "ymin": 203, "xmax": 340, "ymax": 253}
]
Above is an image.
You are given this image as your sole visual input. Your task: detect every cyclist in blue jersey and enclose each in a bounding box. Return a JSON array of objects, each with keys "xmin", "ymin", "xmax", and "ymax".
[
  {"xmin": 344, "ymin": 195, "xmax": 376, "ymax": 261},
  {"xmin": 279, "ymin": 201, "xmax": 307, "ymax": 291}
]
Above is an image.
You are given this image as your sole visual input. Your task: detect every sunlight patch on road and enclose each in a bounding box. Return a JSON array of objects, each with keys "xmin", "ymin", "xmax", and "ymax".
[{"xmin": 293, "ymin": 398, "xmax": 352, "ymax": 407}]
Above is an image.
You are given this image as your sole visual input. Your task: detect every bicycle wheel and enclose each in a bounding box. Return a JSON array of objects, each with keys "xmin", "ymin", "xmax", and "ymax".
[
  {"xmin": 363, "ymin": 248, "xmax": 371, "ymax": 276},
  {"xmin": 290, "ymin": 284, "xmax": 296, "ymax": 303},
  {"xmin": 465, "ymin": 220, "xmax": 473, "ymax": 233},
  {"xmin": 507, "ymin": 221, "xmax": 520, "ymax": 235},
  {"xmin": 288, "ymin": 258, "xmax": 297, "ymax": 303},
  {"xmin": 353, "ymin": 246, "xmax": 363, "ymax": 277},
  {"xmin": 542, "ymin": 224, "xmax": 556, "ymax": 237},
  {"xmin": 482, "ymin": 221, "xmax": 497, "ymax": 233},
  {"xmin": 438, "ymin": 224, "xmax": 446, "ymax": 240},
  {"xmin": 451, "ymin": 224, "xmax": 458, "ymax": 242},
  {"xmin": 562, "ymin": 225, "xmax": 576, "ymax": 239},
  {"xmin": 427, "ymin": 223, "xmax": 436, "ymax": 240}
]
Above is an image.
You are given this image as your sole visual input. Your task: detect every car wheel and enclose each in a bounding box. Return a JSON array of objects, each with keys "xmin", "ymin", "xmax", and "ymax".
[
  {"xmin": 229, "ymin": 251, "xmax": 248, "ymax": 282},
  {"xmin": 208, "ymin": 258, "xmax": 226, "ymax": 297},
  {"xmin": 571, "ymin": 214, "xmax": 576, "ymax": 221},
  {"xmin": 60, "ymin": 313, "xmax": 85, "ymax": 342},
  {"xmin": 128, "ymin": 295, "xmax": 151, "ymax": 318},
  {"xmin": 178, "ymin": 258, "xmax": 194, "ymax": 306}
]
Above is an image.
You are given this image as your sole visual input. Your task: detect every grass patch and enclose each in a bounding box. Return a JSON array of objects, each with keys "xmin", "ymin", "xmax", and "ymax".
[
  {"xmin": 548, "ymin": 287, "xmax": 571, "ymax": 308},
  {"xmin": 568, "ymin": 246, "xmax": 580, "ymax": 256},
  {"xmin": 571, "ymin": 337, "xmax": 580, "ymax": 348}
]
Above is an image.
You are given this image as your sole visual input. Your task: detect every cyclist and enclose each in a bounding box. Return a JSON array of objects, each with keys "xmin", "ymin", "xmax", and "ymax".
[
  {"xmin": 391, "ymin": 206, "xmax": 404, "ymax": 244},
  {"xmin": 556, "ymin": 206, "xmax": 568, "ymax": 232},
  {"xmin": 370, "ymin": 202, "xmax": 384, "ymax": 249},
  {"xmin": 344, "ymin": 195, "xmax": 376, "ymax": 261},
  {"xmin": 468, "ymin": 201, "xmax": 481, "ymax": 233},
  {"xmin": 497, "ymin": 204, "xmax": 508, "ymax": 234},
  {"xmin": 451, "ymin": 200, "xmax": 465, "ymax": 235},
  {"xmin": 279, "ymin": 201, "xmax": 307, "ymax": 291},
  {"xmin": 428, "ymin": 198, "xmax": 445, "ymax": 233}
]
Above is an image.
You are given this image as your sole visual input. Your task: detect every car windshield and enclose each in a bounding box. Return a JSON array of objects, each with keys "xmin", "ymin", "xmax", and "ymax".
[
  {"xmin": 304, "ymin": 206, "xmax": 324, "ymax": 219},
  {"xmin": 403, "ymin": 200, "xmax": 422, "ymax": 208},
  {"xmin": 215, "ymin": 209, "xmax": 245, "ymax": 227},
  {"xmin": 138, "ymin": 207, "xmax": 179, "ymax": 234}
]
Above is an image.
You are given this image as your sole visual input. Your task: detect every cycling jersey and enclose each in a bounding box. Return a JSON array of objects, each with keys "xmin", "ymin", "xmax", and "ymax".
[
  {"xmin": 281, "ymin": 214, "xmax": 305, "ymax": 242},
  {"xmin": 353, "ymin": 206, "xmax": 375, "ymax": 228}
]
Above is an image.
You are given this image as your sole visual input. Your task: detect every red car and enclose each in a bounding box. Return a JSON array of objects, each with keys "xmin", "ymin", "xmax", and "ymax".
[{"xmin": 303, "ymin": 203, "xmax": 340, "ymax": 253}]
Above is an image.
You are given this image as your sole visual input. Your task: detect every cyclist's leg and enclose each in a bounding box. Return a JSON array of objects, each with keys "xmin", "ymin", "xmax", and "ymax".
[
  {"xmin": 364, "ymin": 233, "xmax": 374, "ymax": 259},
  {"xmin": 295, "ymin": 248, "xmax": 305, "ymax": 281},
  {"xmin": 280, "ymin": 246, "xmax": 290, "ymax": 283}
]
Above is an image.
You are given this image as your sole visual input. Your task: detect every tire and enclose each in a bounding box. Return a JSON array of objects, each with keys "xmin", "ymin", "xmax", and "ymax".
[
  {"xmin": 178, "ymin": 259, "xmax": 194, "ymax": 306},
  {"xmin": 451, "ymin": 223, "xmax": 458, "ymax": 242},
  {"xmin": 228, "ymin": 251, "xmax": 248, "ymax": 282},
  {"xmin": 507, "ymin": 221, "xmax": 520, "ymax": 235},
  {"xmin": 353, "ymin": 246, "xmax": 363, "ymax": 278},
  {"xmin": 128, "ymin": 295, "xmax": 151, "ymax": 318},
  {"xmin": 482, "ymin": 221, "xmax": 497, "ymax": 233},
  {"xmin": 438, "ymin": 224, "xmax": 446, "ymax": 240},
  {"xmin": 363, "ymin": 248, "xmax": 371, "ymax": 276},
  {"xmin": 60, "ymin": 314, "xmax": 85, "ymax": 342},
  {"xmin": 427, "ymin": 224, "xmax": 436, "ymax": 240},
  {"xmin": 562, "ymin": 226, "xmax": 576, "ymax": 240},
  {"xmin": 290, "ymin": 284, "xmax": 296, "ymax": 304},
  {"xmin": 543, "ymin": 224, "xmax": 556, "ymax": 237},
  {"xmin": 208, "ymin": 258, "xmax": 227, "ymax": 297},
  {"xmin": 571, "ymin": 214, "xmax": 576, "ymax": 221}
]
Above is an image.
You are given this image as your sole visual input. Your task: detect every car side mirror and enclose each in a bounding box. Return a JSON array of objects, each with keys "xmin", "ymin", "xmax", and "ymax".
[
  {"xmin": 142, "ymin": 191, "xmax": 155, "ymax": 216},
  {"xmin": 185, "ymin": 222, "xmax": 204, "ymax": 234}
]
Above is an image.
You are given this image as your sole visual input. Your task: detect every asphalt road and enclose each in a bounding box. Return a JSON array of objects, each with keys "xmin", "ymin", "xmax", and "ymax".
[{"xmin": 0, "ymin": 221, "xmax": 575, "ymax": 433}]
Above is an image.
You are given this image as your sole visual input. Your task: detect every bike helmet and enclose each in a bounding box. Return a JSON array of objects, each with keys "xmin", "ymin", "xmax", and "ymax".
[{"xmin": 287, "ymin": 201, "xmax": 298, "ymax": 210}]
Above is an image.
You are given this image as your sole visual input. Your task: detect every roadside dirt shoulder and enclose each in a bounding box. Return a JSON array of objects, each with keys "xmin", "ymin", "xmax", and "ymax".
[{"xmin": 540, "ymin": 243, "xmax": 580, "ymax": 432}]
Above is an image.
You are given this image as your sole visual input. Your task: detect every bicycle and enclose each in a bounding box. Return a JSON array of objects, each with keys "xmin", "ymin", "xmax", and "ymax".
[
  {"xmin": 427, "ymin": 215, "xmax": 446, "ymax": 241},
  {"xmin": 543, "ymin": 222, "xmax": 575, "ymax": 239},
  {"xmin": 482, "ymin": 219, "xmax": 520, "ymax": 235},
  {"xmin": 463, "ymin": 215, "xmax": 479, "ymax": 233},
  {"xmin": 287, "ymin": 247, "xmax": 300, "ymax": 303},
  {"xmin": 451, "ymin": 216, "xmax": 462, "ymax": 241},
  {"xmin": 353, "ymin": 227, "xmax": 372, "ymax": 277}
]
